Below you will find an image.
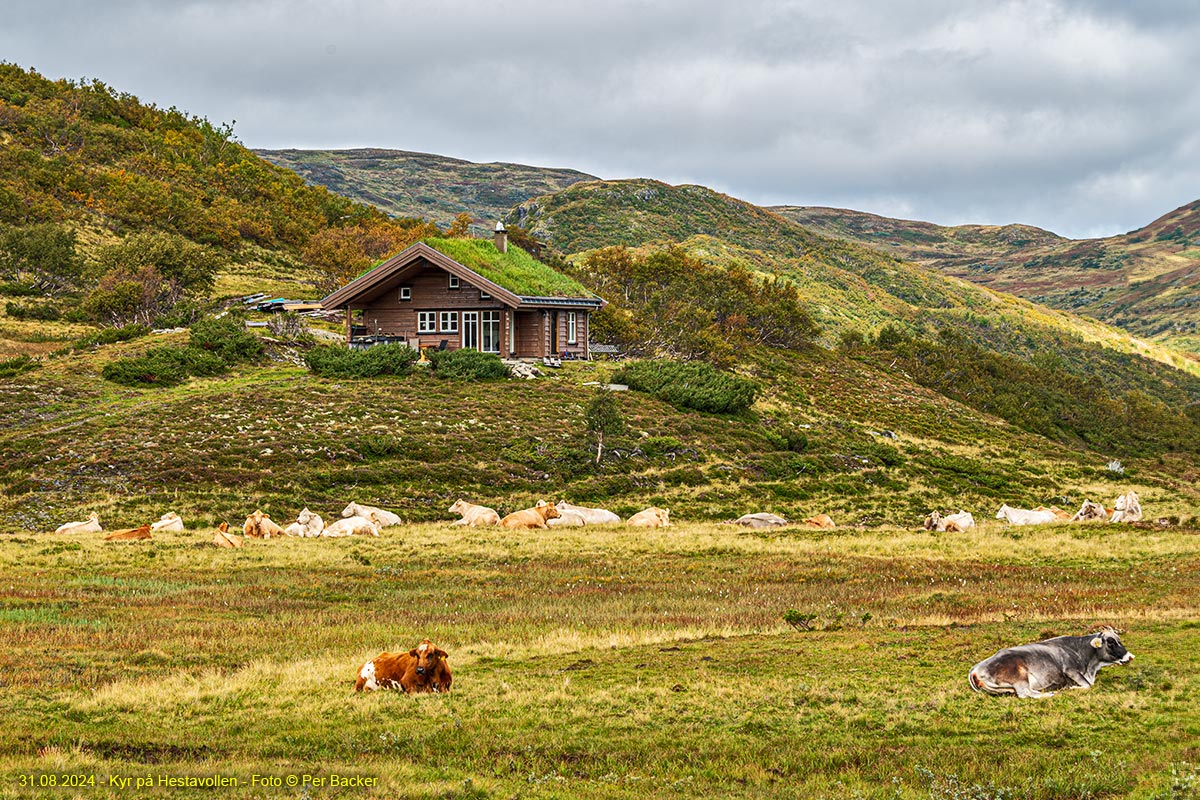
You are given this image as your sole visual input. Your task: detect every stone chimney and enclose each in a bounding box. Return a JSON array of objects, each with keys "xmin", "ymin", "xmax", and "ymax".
[{"xmin": 494, "ymin": 221, "xmax": 507, "ymax": 254}]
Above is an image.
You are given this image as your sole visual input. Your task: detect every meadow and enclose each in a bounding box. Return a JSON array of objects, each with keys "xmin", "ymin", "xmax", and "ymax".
[{"xmin": 1, "ymin": 520, "xmax": 1198, "ymax": 799}]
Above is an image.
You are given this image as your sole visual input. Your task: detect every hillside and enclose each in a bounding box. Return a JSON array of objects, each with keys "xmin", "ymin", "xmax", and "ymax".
[
  {"xmin": 256, "ymin": 148, "xmax": 597, "ymax": 228},
  {"xmin": 508, "ymin": 179, "xmax": 1198, "ymax": 371},
  {"xmin": 774, "ymin": 202, "xmax": 1200, "ymax": 352}
]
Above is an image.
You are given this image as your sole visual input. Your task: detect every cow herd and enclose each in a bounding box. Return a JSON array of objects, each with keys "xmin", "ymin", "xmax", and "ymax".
[{"xmin": 47, "ymin": 490, "xmax": 1150, "ymax": 699}]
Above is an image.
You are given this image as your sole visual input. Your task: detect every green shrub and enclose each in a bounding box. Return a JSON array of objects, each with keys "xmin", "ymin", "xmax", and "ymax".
[
  {"xmin": 0, "ymin": 354, "xmax": 38, "ymax": 378},
  {"xmin": 188, "ymin": 316, "xmax": 264, "ymax": 365},
  {"xmin": 613, "ymin": 359, "xmax": 757, "ymax": 414},
  {"xmin": 102, "ymin": 346, "xmax": 209, "ymax": 386},
  {"xmin": 5, "ymin": 299, "xmax": 62, "ymax": 320},
  {"xmin": 426, "ymin": 348, "xmax": 510, "ymax": 380},
  {"xmin": 304, "ymin": 343, "xmax": 420, "ymax": 378},
  {"xmin": 72, "ymin": 324, "xmax": 151, "ymax": 349}
]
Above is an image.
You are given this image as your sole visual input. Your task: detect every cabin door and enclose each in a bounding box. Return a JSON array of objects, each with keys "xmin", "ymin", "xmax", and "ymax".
[
  {"xmin": 461, "ymin": 311, "xmax": 479, "ymax": 350},
  {"xmin": 550, "ymin": 311, "xmax": 559, "ymax": 355}
]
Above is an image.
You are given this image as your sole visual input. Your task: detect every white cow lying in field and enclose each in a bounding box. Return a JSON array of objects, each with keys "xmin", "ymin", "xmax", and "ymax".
[
  {"xmin": 284, "ymin": 507, "xmax": 324, "ymax": 537},
  {"xmin": 628, "ymin": 507, "xmax": 670, "ymax": 528},
  {"xmin": 342, "ymin": 502, "xmax": 401, "ymax": 528},
  {"xmin": 448, "ymin": 499, "xmax": 500, "ymax": 526},
  {"xmin": 996, "ymin": 504, "xmax": 1057, "ymax": 526},
  {"xmin": 733, "ymin": 512, "xmax": 790, "ymax": 529},
  {"xmin": 1109, "ymin": 491, "xmax": 1142, "ymax": 523},
  {"xmin": 323, "ymin": 515, "xmax": 380, "ymax": 537},
  {"xmin": 550, "ymin": 501, "xmax": 622, "ymax": 526},
  {"xmin": 55, "ymin": 512, "xmax": 102, "ymax": 534},
  {"xmin": 150, "ymin": 512, "xmax": 184, "ymax": 533}
]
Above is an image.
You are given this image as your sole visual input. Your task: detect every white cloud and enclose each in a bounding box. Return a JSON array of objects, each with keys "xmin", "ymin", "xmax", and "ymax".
[{"xmin": 2, "ymin": 0, "xmax": 1198, "ymax": 237}]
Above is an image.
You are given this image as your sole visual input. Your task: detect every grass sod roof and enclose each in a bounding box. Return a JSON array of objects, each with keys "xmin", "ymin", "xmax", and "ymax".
[{"xmin": 421, "ymin": 237, "xmax": 596, "ymax": 299}]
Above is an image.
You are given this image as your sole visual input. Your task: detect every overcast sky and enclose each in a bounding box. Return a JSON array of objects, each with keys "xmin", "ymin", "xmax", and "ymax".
[{"xmin": 5, "ymin": 0, "xmax": 1198, "ymax": 238}]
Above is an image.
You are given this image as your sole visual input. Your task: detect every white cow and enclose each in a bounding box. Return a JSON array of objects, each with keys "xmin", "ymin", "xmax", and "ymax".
[
  {"xmin": 55, "ymin": 512, "xmax": 102, "ymax": 534},
  {"xmin": 547, "ymin": 510, "xmax": 588, "ymax": 527},
  {"xmin": 1110, "ymin": 491, "xmax": 1142, "ymax": 523},
  {"xmin": 448, "ymin": 499, "xmax": 500, "ymax": 526},
  {"xmin": 150, "ymin": 512, "xmax": 184, "ymax": 533},
  {"xmin": 341, "ymin": 502, "xmax": 401, "ymax": 528},
  {"xmin": 732, "ymin": 512, "xmax": 790, "ymax": 529},
  {"xmin": 553, "ymin": 501, "xmax": 622, "ymax": 525},
  {"xmin": 283, "ymin": 507, "xmax": 325, "ymax": 537},
  {"xmin": 323, "ymin": 515, "xmax": 380, "ymax": 537},
  {"xmin": 996, "ymin": 504, "xmax": 1057, "ymax": 526}
]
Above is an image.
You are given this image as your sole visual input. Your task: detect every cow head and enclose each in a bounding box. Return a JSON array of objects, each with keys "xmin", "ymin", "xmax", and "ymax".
[
  {"xmin": 341, "ymin": 502, "xmax": 359, "ymax": 518},
  {"xmin": 1090, "ymin": 629, "xmax": 1134, "ymax": 665},
  {"xmin": 924, "ymin": 511, "xmax": 943, "ymax": 530},
  {"xmin": 409, "ymin": 639, "xmax": 449, "ymax": 676},
  {"xmin": 297, "ymin": 507, "xmax": 314, "ymax": 525},
  {"xmin": 995, "ymin": 504, "xmax": 1011, "ymax": 519},
  {"xmin": 537, "ymin": 502, "xmax": 561, "ymax": 521},
  {"xmin": 217, "ymin": 522, "xmax": 228, "ymax": 533},
  {"xmin": 449, "ymin": 499, "xmax": 466, "ymax": 514}
]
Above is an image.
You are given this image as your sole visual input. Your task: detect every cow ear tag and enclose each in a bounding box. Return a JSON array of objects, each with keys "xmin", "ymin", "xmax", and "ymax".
[{"xmin": 1091, "ymin": 637, "xmax": 1103, "ymax": 648}]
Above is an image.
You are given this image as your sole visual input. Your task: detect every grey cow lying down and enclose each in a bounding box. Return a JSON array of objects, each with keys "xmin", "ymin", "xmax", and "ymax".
[{"xmin": 968, "ymin": 629, "xmax": 1133, "ymax": 698}]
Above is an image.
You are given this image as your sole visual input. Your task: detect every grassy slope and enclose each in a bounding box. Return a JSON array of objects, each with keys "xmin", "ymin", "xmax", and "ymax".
[
  {"xmin": 773, "ymin": 202, "xmax": 1200, "ymax": 352},
  {"xmin": 256, "ymin": 148, "xmax": 598, "ymax": 228},
  {"xmin": 5, "ymin": 333, "xmax": 1197, "ymax": 535},
  {"xmin": 2, "ymin": 521, "xmax": 1198, "ymax": 798}
]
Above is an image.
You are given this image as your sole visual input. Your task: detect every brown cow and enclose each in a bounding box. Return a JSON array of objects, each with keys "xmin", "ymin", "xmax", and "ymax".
[
  {"xmin": 213, "ymin": 522, "xmax": 243, "ymax": 548},
  {"xmin": 355, "ymin": 639, "xmax": 452, "ymax": 693},
  {"xmin": 627, "ymin": 507, "xmax": 671, "ymax": 527},
  {"xmin": 104, "ymin": 524, "xmax": 152, "ymax": 541},
  {"xmin": 500, "ymin": 500, "xmax": 561, "ymax": 529},
  {"xmin": 243, "ymin": 509, "xmax": 284, "ymax": 539},
  {"xmin": 802, "ymin": 513, "xmax": 836, "ymax": 529},
  {"xmin": 1035, "ymin": 506, "xmax": 1072, "ymax": 521}
]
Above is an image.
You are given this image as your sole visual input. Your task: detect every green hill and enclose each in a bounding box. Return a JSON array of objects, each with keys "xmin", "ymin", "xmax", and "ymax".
[
  {"xmin": 773, "ymin": 202, "xmax": 1200, "ymax": 352},
  {"xmin": 256, "ymin": 147, "xmax": 597, "ymax": 228}
]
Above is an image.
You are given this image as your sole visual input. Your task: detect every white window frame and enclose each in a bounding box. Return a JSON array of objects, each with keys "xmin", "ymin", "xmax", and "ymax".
[
  {"xmin": 481, "ymin": 311, "xmax": 500, "ymax": 354},
  {"xmin": 417, "ymin": 311, "xmax": 436, "ymax": 334},
  {"xmin": 399, "ymin": 286, "xmax": 412, "ymax": 301},
  {"xmin": 567, "ymin": 311, "xmax": 578, "ymax": 345},
  {"xmin": 480, "ymin": 290, "xmax": 492, "ymax": 300},
  {"xmin": 461, "ymin": 311, "xmax": 479, "ymax": 350},
  {"xmin": 508, "ymin": 313, "xmax": 516, "ymax": 355},
  {"xmin": 439, "ymin": 311, "xmax": 458, "ymax": 333},
  {"xmin": 448, "ymin": 274, "xmax": 460, "ymax": 289}
]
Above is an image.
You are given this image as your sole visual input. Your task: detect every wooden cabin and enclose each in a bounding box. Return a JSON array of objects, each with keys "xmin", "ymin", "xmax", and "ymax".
[{"xmin": 320, "ymin": 226, "xmax": 604, "ymax": 359}]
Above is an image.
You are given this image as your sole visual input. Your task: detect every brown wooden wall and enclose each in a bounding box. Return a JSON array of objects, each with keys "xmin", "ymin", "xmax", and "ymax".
[{"xmin": 346, "ymin": 258, "xmax": 592, "ymax": 358}]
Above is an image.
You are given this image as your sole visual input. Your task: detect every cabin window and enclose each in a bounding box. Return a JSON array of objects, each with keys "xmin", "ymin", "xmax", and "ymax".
[
  {"xmin": 448, "ymin": 274, "xmax": 460, "ymax": 290},
  {"xmin": 439, "ymin": 311, "xmax": 458, "ymax": 333},
  {"xmin": 480, "ymin": 290, "xmax": 492, "ymax": 300},
  {"xmin": 481, "ymin": 311, "xmax": 500, "ymax": 354},
  {"xmin": 567, "ymin": 312, "xmax": 578, "ymax": 345},
  {"xmin": 399, "ymin": 286, "xmax": 412, "ymax": 301},
  {"xmin": 417, "ymin": 311, "xmax": 436, "ymax": 333}
]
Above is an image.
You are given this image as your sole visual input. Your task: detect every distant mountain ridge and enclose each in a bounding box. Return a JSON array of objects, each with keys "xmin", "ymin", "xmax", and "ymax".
[
  {"xmin": 773, "ymin": 202, "xmax": 1200, "ymax": 351},
  {"xmin": 255, "ymin": 148, "xmax": 597, "ymax": 228}
]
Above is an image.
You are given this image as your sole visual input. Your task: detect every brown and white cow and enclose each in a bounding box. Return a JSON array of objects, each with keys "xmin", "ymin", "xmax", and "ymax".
[
  {"xmin": 500, "ymin": 500, "xmax": 561, "ymax": 529},
  {"xmin": 1070, "ymin": 500, "xmax": 1109, "ymax": 522},
  {"xmin": 1110, "ymin": 491, "xmax": 1142, "ymax": 523},
  {"xmin": 243, "ymin": 510, "xmax": 284, "ymax": 539},
  {"xmin": 448, "ymin": 499, "xmax": 501, "ymax": 527},
  {"xmin": 355, "ymin": 639, "xmax": 452, "ymax": 693},
  {"xmin": 969, "ymin": 629, "xmax": 1133, "ymax": 698}
]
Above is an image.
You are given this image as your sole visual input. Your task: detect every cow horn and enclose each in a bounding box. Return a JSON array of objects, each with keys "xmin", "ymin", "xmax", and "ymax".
[{"xmin": 1090, "ymin": 637, "xmax": 1103, "ymax": 648}]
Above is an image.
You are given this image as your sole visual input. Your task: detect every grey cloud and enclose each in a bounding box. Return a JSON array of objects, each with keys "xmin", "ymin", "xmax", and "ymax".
[{"xmin": 3, "ymin": 0, "xmax": 1198, "ymax": 237}]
